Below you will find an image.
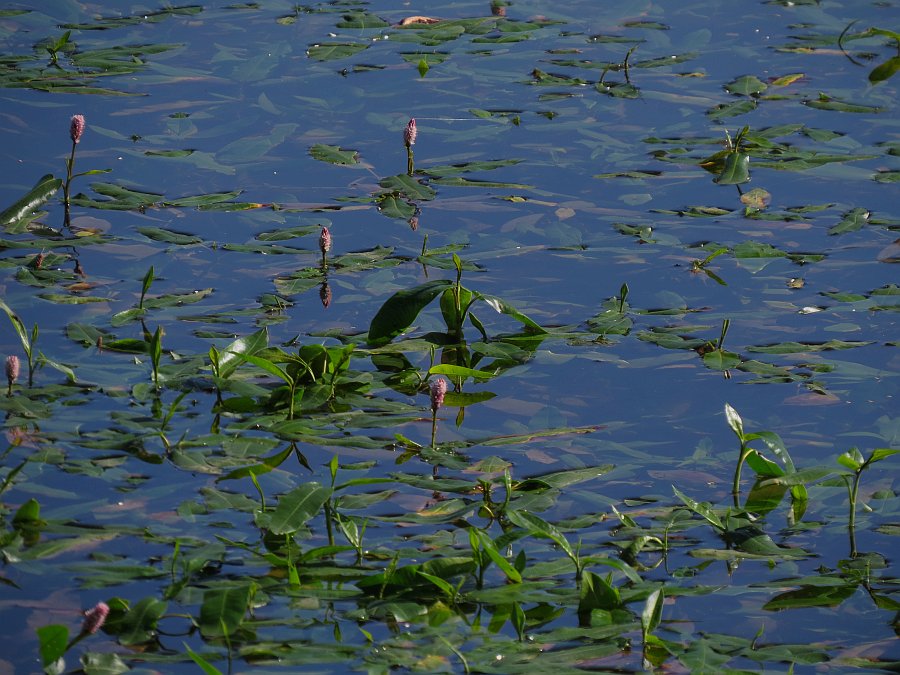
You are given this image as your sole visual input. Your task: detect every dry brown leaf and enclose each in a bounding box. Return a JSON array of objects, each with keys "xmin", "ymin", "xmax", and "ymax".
[{"xmin": 399, "ymin": 16, "xmax": 440, "ymax": 26}]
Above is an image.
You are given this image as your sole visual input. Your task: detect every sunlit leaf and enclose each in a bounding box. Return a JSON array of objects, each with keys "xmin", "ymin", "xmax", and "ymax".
[
  {"xmin": 367, "ymin": 279, "xmax": 451, "ymax": 346},
  {"xmin": 0, "ymin": 174, "xmax": 62, "ymax": 227},
  {"xmin": 307, "ymin": 42, "xmax": 369, "ymax": 61},
  {"xmin": 309, "ymin": 144, "xmax": 360, "ymax": 166},
  {"xmin": 268, "ymin": 483, "xmax": 332, "ymax": 535}
]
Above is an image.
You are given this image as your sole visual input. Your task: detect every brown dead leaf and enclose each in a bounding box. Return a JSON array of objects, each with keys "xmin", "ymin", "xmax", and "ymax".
[{"xmin": 399, "ymin": 16, "xmax": 440, "ymax": 26}]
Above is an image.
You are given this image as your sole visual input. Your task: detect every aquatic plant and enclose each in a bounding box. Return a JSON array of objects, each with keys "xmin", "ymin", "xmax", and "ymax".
[{"xmin": 404, "ymin": 118, "xmax": 417, "ymax": 176}]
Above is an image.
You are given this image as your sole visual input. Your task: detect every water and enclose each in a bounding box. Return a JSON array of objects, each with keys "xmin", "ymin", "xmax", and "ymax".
[{"xmin": 1, "ymin": 1, "xmax": 898, "ymax": 672}]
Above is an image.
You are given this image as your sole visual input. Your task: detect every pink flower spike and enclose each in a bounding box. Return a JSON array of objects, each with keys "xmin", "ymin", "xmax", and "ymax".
[
  {"xmin": 70, "ymin": 115, "xmax": 85, "ymax": 144},
  {"xmin": 81, "ymin": 601, "xmax": 109, "ymax": 635},
  {"xmin": 404, "ymin": 118, "xmax": 417, "ymax": 148},
  {"xmin": 5, "ymin": 355, "xmax": 19, "ymax": 386},
  {"xmin": 430, "ymin": 377, "xmax": 447, "ymax": 414},
  {"xmin": 319, "ymin": 226, "xmax": 332, "ymax": 255}
]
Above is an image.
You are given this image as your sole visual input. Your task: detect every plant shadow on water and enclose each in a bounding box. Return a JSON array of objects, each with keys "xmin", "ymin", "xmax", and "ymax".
[{"xmin": 0, "ymin": 1, "xmax": 898, "ymax": 673}]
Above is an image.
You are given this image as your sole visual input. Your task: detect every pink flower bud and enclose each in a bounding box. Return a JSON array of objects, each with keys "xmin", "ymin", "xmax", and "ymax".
[
  {"xmin": 5, "ymin": 355, "xmax": 19, "ymax": 386},
  {"xmin": 70, "ymin": 115, "xmax": 85, "ymax": 144},
  {"xmin": 81, "ymin": 601, "xmax": 109, "ymax": 635},
  {"xmin": 404, "ymin": 118, "xmax": 417, "ymax": 148},
  {"xmin": 319, "ymin": 226, "xmax": 332, "ymax": 255},
  {"xmin": 430, "ymin": 377, "xmax": 447, "ymax": 413}
]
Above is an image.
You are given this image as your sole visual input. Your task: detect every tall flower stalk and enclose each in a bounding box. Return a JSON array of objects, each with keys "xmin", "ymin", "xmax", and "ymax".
[
  {"xmin": 429, "ymin": 377, "xmax": 447, "ymax": 450},
  {"xmin": 319, "ymin": 225, "xmax": 332, "ymax": 270},
  {"xmin": 404, "ymin": 118, "xmax": 417, "ymax": 176},
  {"xmin": 5, "ymin": 355, "xmax": 18, "ymax": 396},
  {"xmin": 63, "ymin": 114, "xmax": 85, "ymax": 226}
]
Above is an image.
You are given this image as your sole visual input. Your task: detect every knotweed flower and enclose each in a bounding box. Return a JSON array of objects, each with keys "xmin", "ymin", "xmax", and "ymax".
[
  {"xmin": 430, "ymin": 377, "xmax": 447, "ymax": 414},
  {"xmin": 70, "ymin": 115, "xmax": 85, "ymax": 144},
  {"xmin": 5, "ymin": 355, "xmax": 19, "ymax": 393},
  {"xmin": 81, "ymin": 601, "xmax": 109, "ymax": 635},
  {"xmin": 319, "ymin": 226, "xmax": 332, "ymax": 255},
  {"xmin": 404, "ymin": 118, "xmax": 417, "ymax": 148}
]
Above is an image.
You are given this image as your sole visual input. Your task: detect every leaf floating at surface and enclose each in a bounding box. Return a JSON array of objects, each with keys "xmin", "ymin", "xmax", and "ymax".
[
  {"xmin": 136, "ymin": 226, "xmax": 202, "ymax": 245},
  {"xmin": 307, "ymin": 42, "xmax": 370, "ymax": 61},
  {"xmin": 309, "ymin": 144, "xmax": 360, "ymax": 166},
  {"xmin": 804, "ymin": 94, "xmax": 886, "ymax": 113},
  {"xmin": 725, "ymin": 75, "xmax": 768, "ymax": 96},
  {"xmin": 378, "ymin": 174, "xmax": 436, "ymax": 201},
  {"xmin": 828, "ymin": 207, "xmax": 869, "ymax": 235}
]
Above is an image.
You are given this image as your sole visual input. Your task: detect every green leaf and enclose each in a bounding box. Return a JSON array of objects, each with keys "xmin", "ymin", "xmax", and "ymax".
[
  {"xmin": 505, "ymin": 509, "xmax": 575, "ymax": 561},
  {"xmin": 763, "ymin": 583, "xmax": 856, "ymax": 610},
  {"xmin": 869, "ymin": 55, "xmax": 900, "ymax": 84},
  {"xmin": 37, "ymin": 624, "xmax": 68, "ymax": 669},
  {"xmin": 477, "ymin": 294, "xmax": 547, "ymax": 334},
  {"xmin": 745, "ymin": 450, "xmax": 785, "ymax": 478},
  {"xmin": 309, "ymin": 144, "xmax": 360, "ymax": 165},
  {"xmin": 471, "ymin": 529, "xmax": 522, "ymax": 583},
  {"xmin": 829, "ymin": 207, "xmax": 869, "ymax": 235},
  {"xmin": 378, "ymin": 174, "xmax": 436, "ymax": 201},
  {"xmin": 307, "ymin": 42, "xmax": 369, "ymax": 61},
  {"xmin": 641, "ymin": 588, "xmax": 664, "ymax": 637},
  {"xmin": 184, "ymin": 644, "xmax": 224, "ymax": 675},
  {"xmin": 429, "ymin": 364, "xmax": 495, "ymax": 380},
  {"xmin": 114, "ymin": 597, "xmax": 167, "ymax": 646},
  {"xmin": 702, "ymin": 349, "xmax": 741, "ymax": 370},
  {"xmin": 0, "ymin": 174, "xmax": 62, "ymax": 227},
  {"xmin": 199, "ymin": 584, "xmax": 253, "ymax": 638},
  {"xmin": 837, "ymin": 447, "xmax": 865, "ymax": 471},
  {"xmin": 13, "ymin": 497, "xmax": 41, "ymax": 524},
  {"xmin": 367, "ymin": 279, "xmax": 452, "ymax": 346},
  {"xmin": 725, "ymin": 75, "xmax": 768, "ymax": 95},
  {"xmin": 869, "ymin": 448, "xmax": 900, "ymax": 464},
  {"xmin": 417, "ymin": 571, "xmax": 456, "ymax": 596},
  {"xmin": 578, "ymin": 570, "xmax": 622, "ymax": 623},
  {"xmin": 268, "ymin": 483, "xmax": 332, "ymax": 535},
  {"xmin": 672, "ymin": 486, "xmax": 724, "ymax": 531},
  {"xmin": 215, "ymin": 328, "xmax": 268, "ymax": 379},
  {"xmin": 724, "ymin": 403, "xmax": 744, "ymax": 440},
  {"xmin": 375, "ymin": 192, "xmax": 417, "ymax": 219},
  {"xmin": 336, "ymin": 12, "xmax": 389, "ymax": 29},
  {"xmin": 715, "ymin": 151, "xmax": 750, "ymax": 184},
  {"xmin": 136, "ymin": 226, "xmax": 202, "ymax": 245}
]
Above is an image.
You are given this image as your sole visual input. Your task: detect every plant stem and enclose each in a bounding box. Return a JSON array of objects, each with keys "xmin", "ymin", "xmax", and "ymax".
[
  {"xmin": 732, "ymin": 444, "xmax": 753, "ymax": 498},
  {"xmin": 848, "ymin": 469, "xmax": 863, "ymax": 558},
  {"xmin": 406, "ymin": 146, "xmax": 414, "ymax": 176}
]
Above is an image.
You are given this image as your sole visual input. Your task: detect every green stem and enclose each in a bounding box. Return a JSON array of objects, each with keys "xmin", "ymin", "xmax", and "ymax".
[
  {"xmin": 848, "ymin": 470, "xmax": 862, "ymax": 557},
  {"xmin": 63, "ymin": 142, "xmax": 76, "ymax": 204},
  {"xmin": 406, "ymin": 146, "xmax": 414, "ymax": 176},
  {"xmin": 732, "ymin": 444, "xmax": 753, "ymax": 498}
]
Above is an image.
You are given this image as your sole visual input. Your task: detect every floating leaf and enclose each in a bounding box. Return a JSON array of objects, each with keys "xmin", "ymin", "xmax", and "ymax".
[
  {"xmin": 309, "ymin": 144, "xmax": 360, "ymax": 166},
  {"xmin": 268, "ymin": 483, "xmax": 332, "ymax": 535},
  {"xmin": 136, "ymin": 226, "xmax": 202, "ymax": 245},
  {"xmin": 725, "ymin": 75, "xmax": 768, "ymax": 95},
  {"xmin": 307, "ymin": 42, "xmax": 369, "ymax": 61},
  {"xmin": 199, "ymin": 584, "xmax": 254, "ymax": 638}
]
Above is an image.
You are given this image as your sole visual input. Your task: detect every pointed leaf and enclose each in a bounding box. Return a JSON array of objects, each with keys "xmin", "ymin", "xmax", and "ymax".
[
  {"xmin": 0, "ymin": 174, "xmax": 62, "ymax": 227},
  {"xmin": 268, "ymin": 483, "xmax": 332, "ymax": 535},
  {"xmin": 672, "ymin": 486, "xmax": 724, "ymax": 531},
  {"xmin": 367, "ymin": 279, "xmax": 451, "ymax": 346},
  {"xmin": 199, "ymin": 584, "xmax": 253, "ymax": 638}
]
